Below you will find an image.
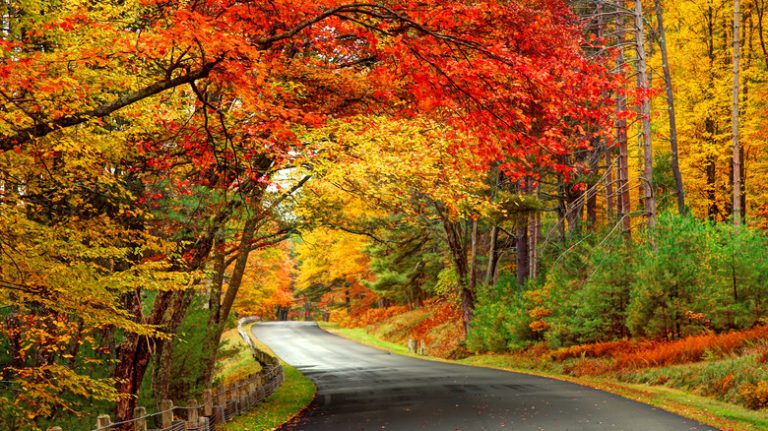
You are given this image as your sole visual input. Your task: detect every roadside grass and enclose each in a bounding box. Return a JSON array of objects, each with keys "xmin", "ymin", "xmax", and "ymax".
[
  {"xmin": 215, "ymin": 323, "xmax": 316, "ymax": 430},
  {"xmin": 320, "ymin": 323, "xmax": 414, "ymax": 357},
  {"xmin": 320, "ymin": 323, "xmax": 768, "ymax": 431},
  {"xmin": 215, "ymin": 326, "xmax": 261, "ymax": 384},
  {"xmin": 221, "ymin": 365, "xmax": 315, "ymax": 431}
]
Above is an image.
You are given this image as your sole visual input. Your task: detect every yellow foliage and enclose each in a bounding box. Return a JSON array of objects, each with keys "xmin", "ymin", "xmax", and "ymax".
[{"xmin": 295, "ymin": 227, "xmax": 371, "ymax": 290}]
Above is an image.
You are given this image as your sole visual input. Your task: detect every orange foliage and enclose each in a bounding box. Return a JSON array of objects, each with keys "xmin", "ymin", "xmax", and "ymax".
[
  {"xmin": 339, "ymin": 305, "xmax": 409, "ymax": 328},
  {"xmin": 411, "ymin": 300, "xmax": 463, "ymax": 343},
  {"xmin": 555, "ymin": 326, "xmax": 768, "ymax": 373},
  {"xmin": 553, "ymin": 339, "xmax": 655, "ymax": 361},
  {"xmin": 616, "ymin": 326, "xmax": 768, "ymax": 369}
]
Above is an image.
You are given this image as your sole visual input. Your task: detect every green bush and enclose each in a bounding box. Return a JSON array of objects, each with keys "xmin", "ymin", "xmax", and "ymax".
[
  {"xmin": 467, "ymin": 273, "xmax": 532, "ymax": 353},
  {"xmin": 627, "ymin": 212, "xmax": 715, "ymax": 339}
]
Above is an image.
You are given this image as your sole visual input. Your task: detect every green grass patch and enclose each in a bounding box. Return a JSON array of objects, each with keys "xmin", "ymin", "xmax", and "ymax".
[{"xmin": 221, "ymin": 364, "xmax": 315, "ymax": 431}]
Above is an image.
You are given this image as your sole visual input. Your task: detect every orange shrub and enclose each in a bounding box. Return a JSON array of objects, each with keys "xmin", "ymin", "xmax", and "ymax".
[
  {"xmin": 739, "ymin": 380, "xmax": 768, "ymax": 409},
  {"xmin": 410, "ymin": 300, "xmax": 462, "ymax": 343},
  {"xmin": 616, "ymin": 326, "xmax": 768, "ymax": 369},
  {"xmin": 552, "ymin": 339, "xmax": 657, "ymax": 361},
  {"xmin": 408, "ymin": 300, "xmax": 464, "ymax": 358},
  {"xmin": 553, "ymin": 326, "xmax": 768, "ymax": 375}
]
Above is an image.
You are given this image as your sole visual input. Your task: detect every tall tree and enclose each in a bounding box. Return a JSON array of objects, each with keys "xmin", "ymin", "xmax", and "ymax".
[
  {"xmin": 732, "ymin": 0, "xmax": 743, "ymax": 226},
  {"xmin": 635, "ymin": 0, "xmax": 657, "ymax": 231},
  {"xmin": 654, "ymin": 0, "xmax": 686, "ymax": 214}
]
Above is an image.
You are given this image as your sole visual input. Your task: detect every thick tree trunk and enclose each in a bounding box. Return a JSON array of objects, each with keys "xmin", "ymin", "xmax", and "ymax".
[
  {"xmin": 114, "ymin": 291, "xmax": 169, "ymax": 422},
  {"xmin": 199, "ymin": 217, "xmax": 258, "ymax": 389},
  {"xmin": 152, "ymin": 288, "xmax": 195, "ymax": 404},
  {"xmin": 634, "ymin": 0, "xmax": 656, "ymax": 232},
  {"xmin": 732, "ymin": 0, "xmax": 742, "ymax": 226},
  {"xmin": 114, "ymin": 228, "xmax": 218, "ymax": 421},
  {"xmin": 199, "ymin": 238, "xmax": 227, "ymax": 389},
  {"xmin": 654, "ymin": 0, "xmax": 686, "ymax": 214},
  {"xmin": 436, "ymin": 207, "xmax": 474, "ymax": 335}
]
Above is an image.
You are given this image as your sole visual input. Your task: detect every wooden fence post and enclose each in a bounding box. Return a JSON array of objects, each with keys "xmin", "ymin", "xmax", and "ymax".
[
  {"xmin": 215, "ymin": 385, "xmax": 227, "ymax": 408},
  {"xmin": 96, "ymin": 414, "xmax": 111, "ymax": 429},
  {"xmin": 203, "ymin": 389, "xmax": 213, "ymax": 417},
  {"xmin": 133, "ymin": 406, "xmax": 147, "ymax": 431},
  {"xmin": 159, "ymin": 400, "xmax": 173, "ymax": 429},
  {"xmin": 188, "ymin": 399, "xmax": 199, "ymax": 425}
]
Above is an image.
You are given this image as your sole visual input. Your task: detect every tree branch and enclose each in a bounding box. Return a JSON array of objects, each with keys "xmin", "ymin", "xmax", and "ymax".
[{"xmin": 1, "ymin": 59, "xmax": 223, "ymax": 152}]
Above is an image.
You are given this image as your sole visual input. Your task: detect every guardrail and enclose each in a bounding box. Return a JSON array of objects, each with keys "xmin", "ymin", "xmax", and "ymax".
[{"xmin": 46, "ymin": 318, "xmax": 283, "ymax": 431}]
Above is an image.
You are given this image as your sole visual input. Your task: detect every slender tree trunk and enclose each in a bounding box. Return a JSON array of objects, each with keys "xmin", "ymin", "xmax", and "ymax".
[
  {"xmin": 469, "ymin": 218, "xmax": 479, "ymax": 292},
  {"xmin": 616, "ymin": 0, "xmax": 632, "ymax": 238},
  {"xmin": 732, "ymin": 0, "xmax": 742, "ymax": 226},
  {"xmin": 586, "ymin": 147, "xmax": 600, "ymax": 229},
  {"xmin": 484, "ymin": 225, "xmax": 498, "ymax": 286},
  {"xmin": 605, "ymin": 146, "xmax": 615, "ymax": 219},
  {"xmin": 654, "ymin": 0, "xmax": 685, "ymax": 214},
  {"xmin": 516, "ymin": 220, "xmax": 529, "ymax": 289},
  {"xmin": 635, "ymin": 0, "xmax": 656, "ymax": 231},
  {"xmin": 528, "ymin": 207, "xmax": 540, "ymax": 280},
  {"xmin": 557, "ymin": 180, "xmax": 567, "ymax": 243}
]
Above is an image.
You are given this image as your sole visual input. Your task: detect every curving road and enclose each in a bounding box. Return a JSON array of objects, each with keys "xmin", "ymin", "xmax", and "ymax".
[{"xmin": 251, "ymin": 321, "xmax": 718, "ymax": 431}]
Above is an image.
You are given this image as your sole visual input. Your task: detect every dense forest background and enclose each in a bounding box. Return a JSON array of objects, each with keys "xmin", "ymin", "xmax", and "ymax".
[{"xmin": 2, "ymin": 0, "xmax": 768, "ymax": 429}]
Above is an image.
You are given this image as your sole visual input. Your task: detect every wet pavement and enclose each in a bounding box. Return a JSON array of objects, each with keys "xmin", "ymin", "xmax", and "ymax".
[{"xmin": 251, "ymin": 321, "xmax": 718, "ymax": 431}]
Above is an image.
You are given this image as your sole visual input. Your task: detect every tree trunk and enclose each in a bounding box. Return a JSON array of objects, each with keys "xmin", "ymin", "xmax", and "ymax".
[
  {"xmin": 528, "ymin": 208, "xmax": 540, "ymax": 280},
  {"xmin": 516, "ymin": 220, "xmax": 529, "ymax": 289},
  {"xmin": 484, "ymin": 225, "xmax": 498, "ymax": 286},
  {"xmin": 654, "ymin": 0, "xmax": 686, "ymax": 215},
  {"xmin": 469, "ymin": 218, "xmax": 479, "ymax": 292},
  {"xmin": 437, "ymin": 209, "xmax": 473, "ymax": 335},
  {"xmin": 616, "ymin": 0, "xmax": 632, "ymax": 238},
  {"xmin": 605, "ymin": 146, "xmax": 615, "ymax": 219},
  {"xmin": 199, "ymin": 236, "xmax": 226, "ymax": 386},
  {"xmin": 634, "ymin": 0, "xmax": 656, "ymax": 232},
  {"xmin": 732, "ymin": 0, "xmax": 742, "ymax": 226},
  {"xmin": 199, "ymin": 217, "xmax": 259, "ymax": 389},
  {"xmin": 114, "ymin": 236, "xmax": 217, "ymax": 421}
]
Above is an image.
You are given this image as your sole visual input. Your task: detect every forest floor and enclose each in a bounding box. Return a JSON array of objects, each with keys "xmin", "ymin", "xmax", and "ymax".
[{"xmin": 319, "ymin": 310, "xmax": 768, "ymax": 431}]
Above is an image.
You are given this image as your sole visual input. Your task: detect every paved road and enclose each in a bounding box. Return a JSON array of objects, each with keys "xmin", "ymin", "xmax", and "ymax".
[{"xmin": 251, "ymin": 321, "xmax": 718, "ymax": 431}]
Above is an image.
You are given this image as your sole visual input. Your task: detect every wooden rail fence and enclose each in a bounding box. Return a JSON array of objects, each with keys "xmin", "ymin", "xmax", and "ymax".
[{"xmin": 47, "ymin": 318, "xmax": 283, "ymax": 431}]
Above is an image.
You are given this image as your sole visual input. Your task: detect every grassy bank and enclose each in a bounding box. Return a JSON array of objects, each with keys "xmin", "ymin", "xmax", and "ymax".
[
  {"xmin": 216, "ymin": 324, "xmax": 316, "ymax": 430},
  {"xmin": 215, "ymin": 326, "xmax": 261, "ymax": 384},
  {"xmin": 320, "ymin": 322, "xmax": 768, "ymax": 431}
]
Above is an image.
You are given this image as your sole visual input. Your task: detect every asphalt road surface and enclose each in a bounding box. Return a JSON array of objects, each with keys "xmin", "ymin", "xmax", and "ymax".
[{"xmin": 251, "ymin": 321, "xmax": 719, "ymax": 431}]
